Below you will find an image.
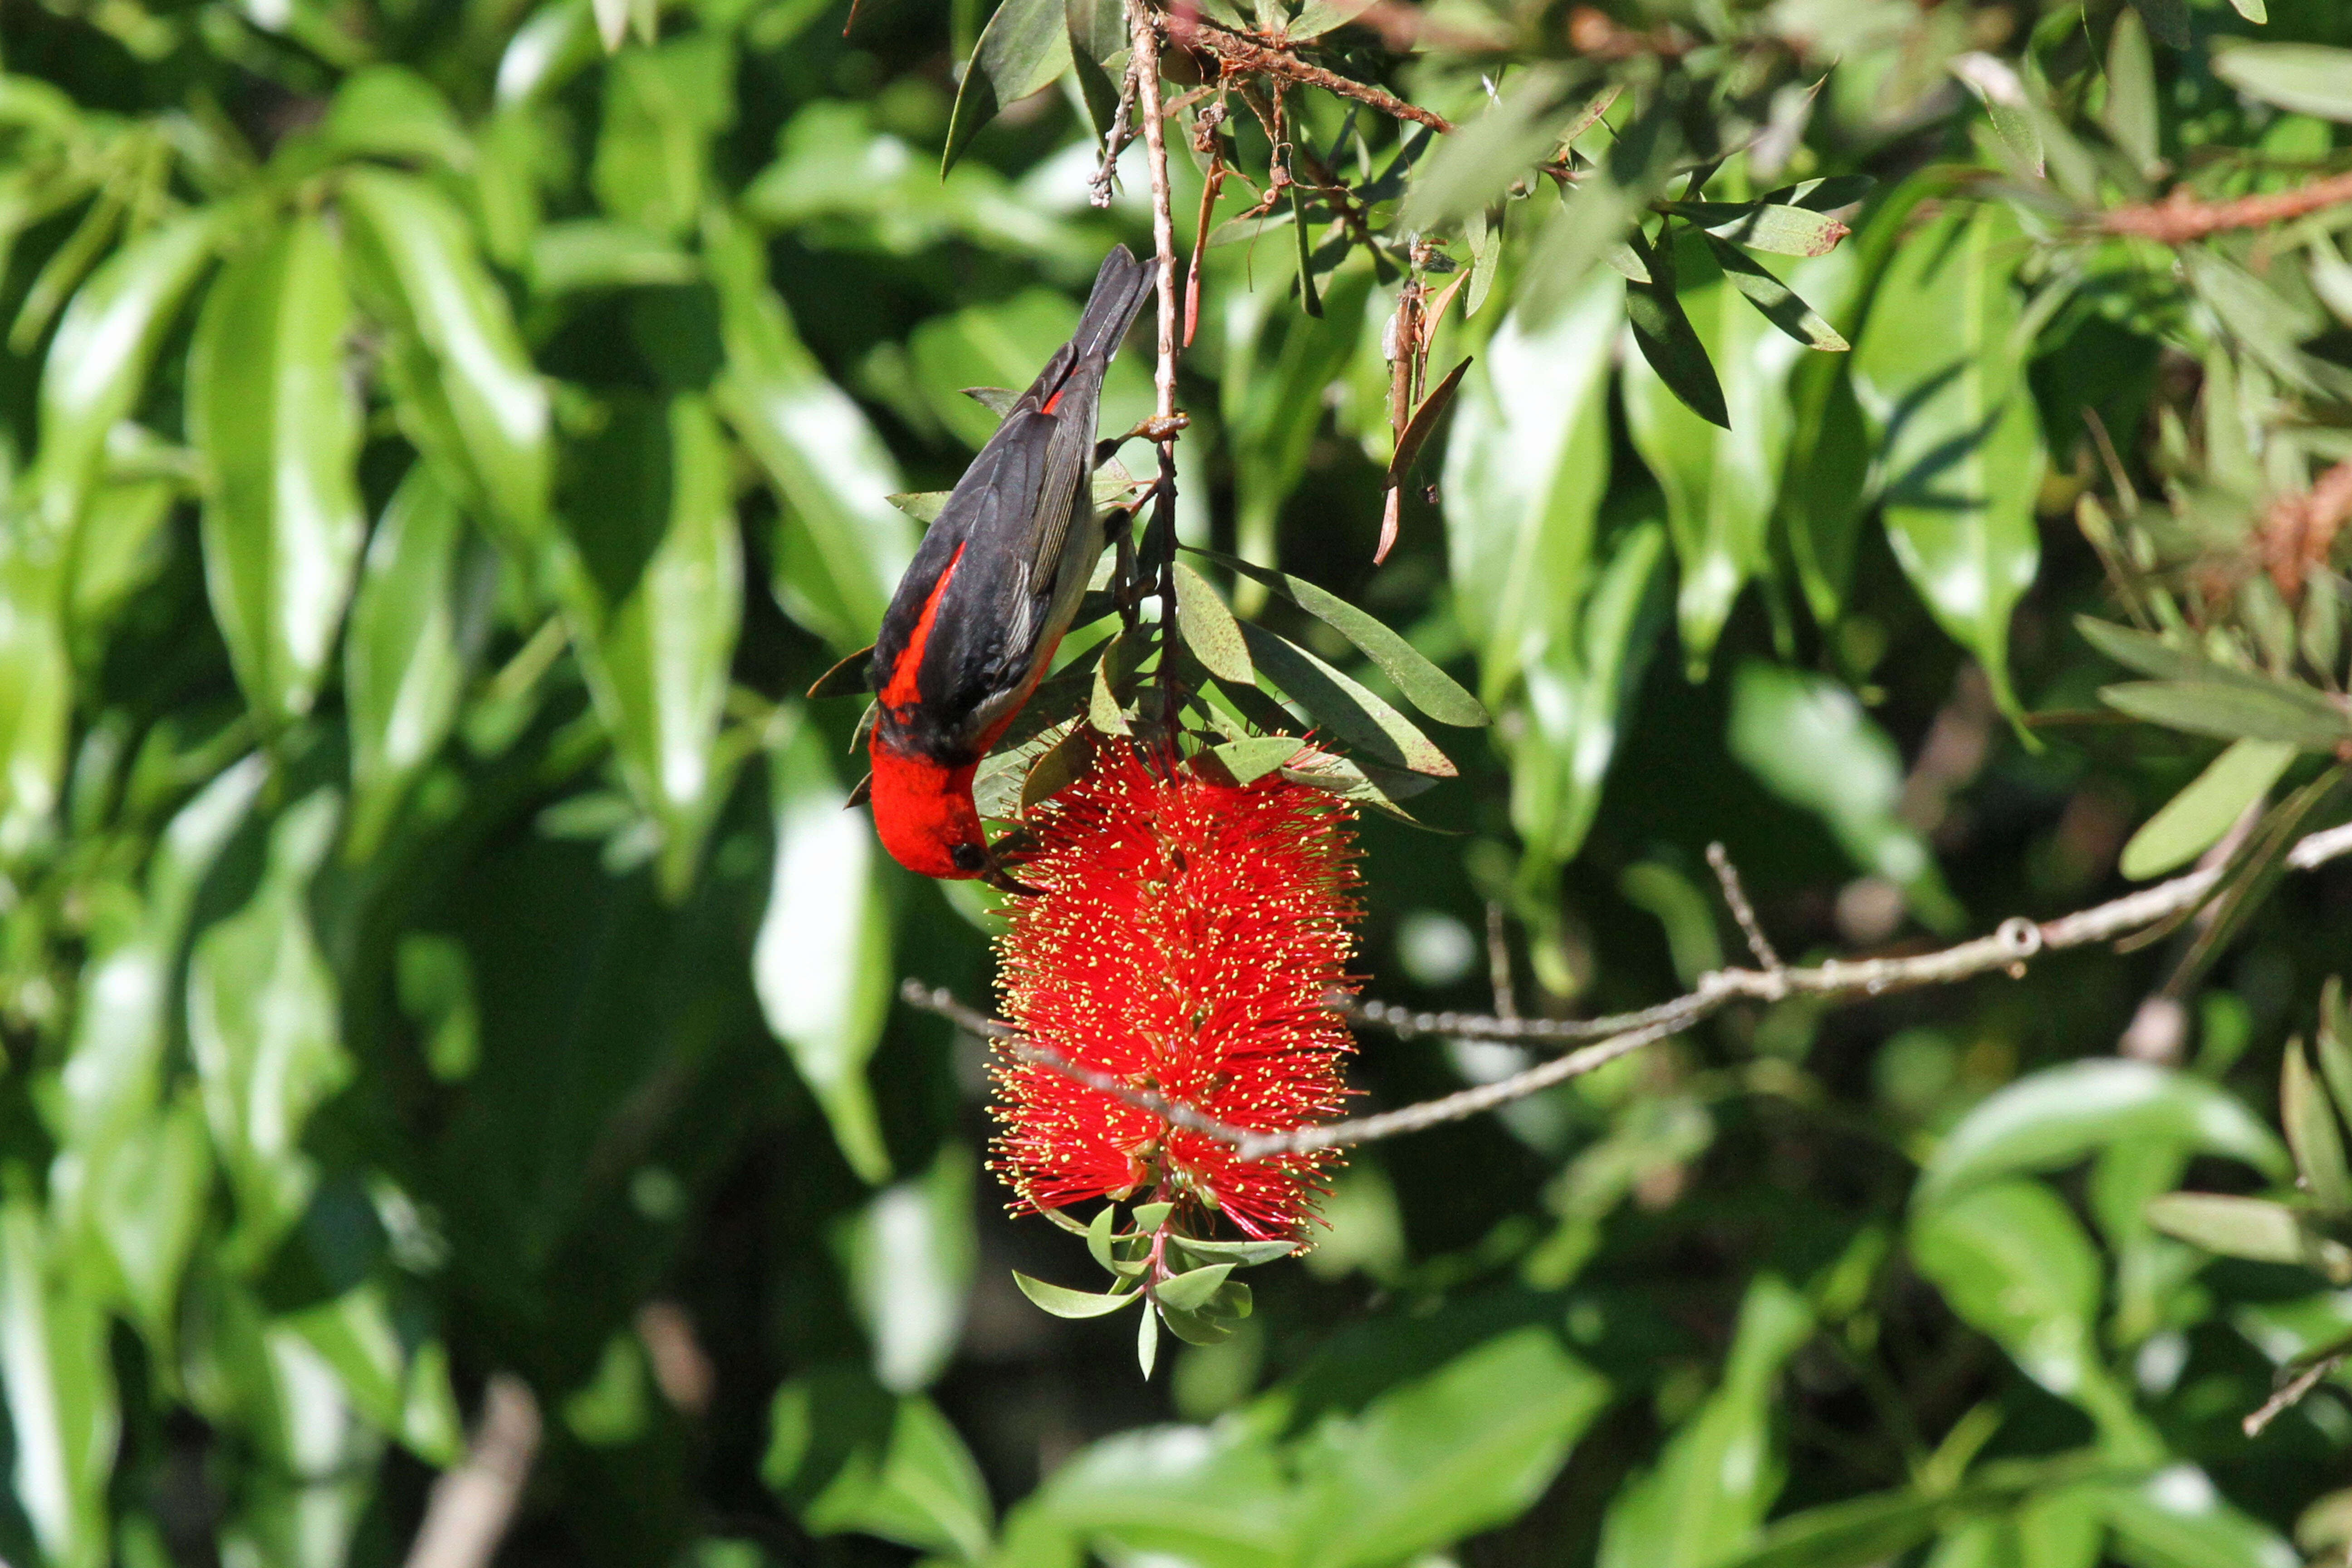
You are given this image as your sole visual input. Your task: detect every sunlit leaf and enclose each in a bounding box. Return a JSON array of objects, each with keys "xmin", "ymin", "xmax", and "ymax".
[
  {"xmin": 943, "ymin": 0, "xmax": 1073, "ymax": 173},
  {"xmin": 2119, "ymin": 740, "xmax": 2296, "ymax": 881}
]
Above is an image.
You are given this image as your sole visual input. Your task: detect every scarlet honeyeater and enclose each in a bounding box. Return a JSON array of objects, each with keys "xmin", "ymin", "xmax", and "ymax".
[
  {"xmin": 864, "ymin": 246, "xmax": 1153, "ymax": 884},
  {"xmin": 988, "ymin": 741, "xmax": 1361, "ymax": 1242}
]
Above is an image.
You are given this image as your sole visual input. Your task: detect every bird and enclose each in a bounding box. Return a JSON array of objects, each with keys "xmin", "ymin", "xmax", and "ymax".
[{"xmin": 864, "ymin": 244, "xmax": 1154, "ymax": 885}]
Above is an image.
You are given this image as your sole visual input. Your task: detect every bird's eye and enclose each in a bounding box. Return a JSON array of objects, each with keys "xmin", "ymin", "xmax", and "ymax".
[{"xmin": 951, "ymin": 843, "xmax": 989, "ymax": 873}]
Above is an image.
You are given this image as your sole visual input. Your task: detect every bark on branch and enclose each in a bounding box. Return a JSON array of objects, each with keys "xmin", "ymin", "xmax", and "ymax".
[
  {"xmin": 2100, "ymin": 170, "xmax": 2352, "ymax": 242},
  {"xmin": 905, "ymin": 820, "xmax": 2352, "ymax": 1161}
]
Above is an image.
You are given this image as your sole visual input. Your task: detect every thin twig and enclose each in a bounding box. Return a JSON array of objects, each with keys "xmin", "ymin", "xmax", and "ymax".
[
  {"xmin": 2100, "ymin": 170, "xmax": 2352, "ymax": 243},
  {"xmin": 1166, "ymin": 14, "xmax": 1455, "ymax": 134},
  {"xmin": 1089, "ymin": 58, "xmax": 1141, "ymax": 208},
  {"xmin": 1484, "ymin": 901, "xmax": 1518, "ymax": 1021},
  {"xmin": 1707, "ymin": 842, "xmax": 1782, "ymax": 973},
  {"xmin": 905, "ymin": 818, "xmax": 2352, "ymax": 1161},
  {"xmin": 403, "ymin": 1373, "xmax": 541, "ymax": 1568},
  {"xmin": 1128, "ymin": 0, "xmax": 1184, "ymax": 722},
  {"xmin": 2244, "ymin": 1353, "xmax": 2347, "ymax": 1438}
]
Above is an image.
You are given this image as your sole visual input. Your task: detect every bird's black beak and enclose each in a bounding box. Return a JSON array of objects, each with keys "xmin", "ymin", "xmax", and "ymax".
[{"xmin": 982, "ymin": 859, "xmax": 1043, "ymax": 897}]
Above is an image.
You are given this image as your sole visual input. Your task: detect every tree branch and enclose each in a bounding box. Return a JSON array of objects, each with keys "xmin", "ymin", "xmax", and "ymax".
[
  {"xmin": 1165, "ymin": 14, "xmax": 1455, "ymax": 134},
  {"xmin": 2100, "ymin": 170, "xmax": 2352, "ymax": 242},
  {"xmin": 907, "ymin": 818, "xmax": 2352, "ymax": 1161},
  {"xmin": 1129, "ymin": 1, "xmax": 1186, "ymax": 722},
  {"xmin": 402, "ymin": 1373, "xmax": 540, "ymax": 1568}
]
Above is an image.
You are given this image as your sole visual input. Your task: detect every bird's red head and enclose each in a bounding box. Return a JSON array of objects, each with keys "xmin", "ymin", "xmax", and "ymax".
[{"xmin": 867, "ymin": 737, "xmax": 989, "ymax": 880}]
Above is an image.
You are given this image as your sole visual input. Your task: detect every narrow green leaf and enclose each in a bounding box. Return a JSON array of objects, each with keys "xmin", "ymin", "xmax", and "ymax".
[
  {"xmin": 1137, "ymin": 1299, "xmax": 1160, "ymax": 1377},
  {"xmin": 2103, "ymin": 10, "xmax": 2161, "ymax": 176},
  {"xmin": 2145, "ymin": 1192, "xmax": 2323, "ymax": 1268},
  {"xmin": 2128, "ymin": 0, "xmax": 2188, "ymax": 49},
  {"xmin": 1705, "ymin": 236, "xmax": 1847, "ymax": 352},
  {"xmin": 1152, "ymin": 1263, "xmax": 1235, "ymax": 1313},
  {"xmin": 1658, "ymin": 202, "xmax": 1851, "ymax": 257},
  {"xmin": 345, "ymin": 466, "xmax": 489, "ymax": 860},
  {"xmin": 339, "ymin": 169, "xmax": 552, "ymax": 550},
  {"xmin": 1190, "ymin": 548, "xmax": 1485, "ymax": 727},
  {"xmin": 2099, "ymin": 681, "xmax": 2352, "ymax": 751},
  {"xmin": 188, "ymin": 214, "xmax": 366, "ymax": 733},
  {"xmin": 1625, "ymin": 235, "xmax": 1729, "ymax": 430},
  {"xmin": 758, "ymin": 714, "xmax": 894, "ymax": 1184},
  {"xmin": 2120, "ymin": 739, "xmax": 2296, "ymax": 880},
  {"xmin": 942, "ymin": 0, "xmax": 1073, "ymax": 173},
  {"xmin": 1166, "ymin": 1235, "xmax": 1296, "ymax": 1265},
  {"xmin": 33, "ymin": 211, "xmax": 219, "ymax": 542},
  {"xmin": 2212, "ymin": 43, "xmax": 2352, "ymax": 123},
  {"xmin": 2286, "ymin": 1043, "xmax": 2352, "ymax": 1213},
  {"xmin": 2320, "ymin": 977, "xmax": 2352, "ymax": 1128},
  {"xmin": 551, "ymin": 394, "xmax": 744, "ymax": 895},
  {"xmin": 846, "ymin": 1146, "xmax": 977, "ymax": 1394},
  {"xmin": 186, "ymin": 792, "xmax": 348, "ymax": 1271},
  {"xmin": 1289, "ymin": 184, "xmax": 1322, "ymax": 318},
  {"xmin": 1014, "ymin": 1271, "xmax": 1143, "ymax": 1318},
  {"xmin": 1399, "ymin": 65, "xmax": 1574, "ymax": 229},
  {"xmin": 1240, "ymin": 624, "xmax": 1455, "ymax": 777},
  {"xmin": 1171, "ymin": 559, "xmax": 1253, "ymax": 684},
  {"xmin": 2078, "ymin": 617, "xmax": 2274, "ymax": 686},
  {"xmin": 0, "ymin": 1199, "xmax": 117, "ymax": 1568},
  {"xmin": 1919, "ymin": 1058, "xmax": 2289, "ymax": 1205},
  {"xmin": 1852, "ymin": 206, "xmax": 2043, "ymax": 723},
  {"xmin": 707, "ymin": 211, "xmax": 916, "ymax": 651},
  {"xmin": 322, "ymin": 65, "xmax": 472, "ymax": 168},
  {"xmin": 1209, "ymin": 735, "xmax": 1306, "ymax": 786}
]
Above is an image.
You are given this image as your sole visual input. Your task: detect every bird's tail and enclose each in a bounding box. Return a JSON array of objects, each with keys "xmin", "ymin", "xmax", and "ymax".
[{"xmin": 1070, "ymin": 245, "xmax": 1154, "ymax": 367}]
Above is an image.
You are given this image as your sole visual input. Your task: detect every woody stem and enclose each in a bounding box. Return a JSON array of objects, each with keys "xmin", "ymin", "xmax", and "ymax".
[{"xmin": 1127, "ymin": 0, "xmax": 1183, "ymax": 726}]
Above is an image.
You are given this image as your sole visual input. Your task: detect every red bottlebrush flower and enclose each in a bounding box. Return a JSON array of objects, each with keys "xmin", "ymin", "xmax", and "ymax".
[{"xmin": 988, "ymin": 740, "xmax": 1361, "ymax": 1242}]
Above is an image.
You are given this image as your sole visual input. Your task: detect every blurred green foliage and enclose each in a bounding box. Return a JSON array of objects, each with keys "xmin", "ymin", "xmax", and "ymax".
[{"xmin": 0, "ymin": 0, "xmax": 2347, "ymax": 1563}]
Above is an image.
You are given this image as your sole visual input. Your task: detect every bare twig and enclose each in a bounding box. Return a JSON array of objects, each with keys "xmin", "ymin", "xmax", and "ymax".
[
  {"xmin": 2100, "ymin": 170, "xmax": 2352, "ymax": 242},
  {"xmin": 1706, "ymin": 843, "xmax": 1782, "ymax": 973},
  {"xmin": 906, "ymin": 817, "xmax": 2352, "ymax": 1161},
  {"xmin": 2244, "ymin": 1352, "xmax": 2347, "ymax": 1438},
  {"xmin": 1166, "ymin": 14, "xmax": 1455, "ymax": 134},
  {"xmin": 1484, "ymin": 901, "xmax": 1518, "ymax": 1021},
  {"xmin": 403, "ymin": 1373, "xmax": 541, "ymax": 1568},
  {"xmin": 1088, "ymin": 59, "xmax": 1142, "ymax": 209}
]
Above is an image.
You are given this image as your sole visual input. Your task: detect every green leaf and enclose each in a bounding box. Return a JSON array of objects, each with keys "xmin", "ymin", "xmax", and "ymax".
[
  {"xmin": 1065, "ymin": 0, "xmax": 1124, "ymax": 136},
  {"xmin": 186, "ymin": 791, "xmax": 348, "ymax": 1271},
  {"xmin": 551, "ymin": 393, "xmax": 743, "ymax": 895},
  {"xmin": 1918, "ymin": 1059, "xmax": 2288, "ymax": 1206},
  {"xmin": 1166, "ymin": 1235, "xmax": 1296, "ymax": 1266},
  {"xmin": 1705, "ymin": 237, "xmax": 1848, "ymax": 352},
  {"xmin": 1851, "ymin": 206, "xmax": 2043, "ymax": 723},
  {"xmin": 1624, "ymin": 232, "xmax": 1826, "ymax": 676},
  {"xmin": 765, "ymin": 1369, "xmax": 995, "ymax": 1560},
  {"xmin": 2145, "ymin": 1192, "xmax": 2335, "ymax": 1271},
  {"xmin": 0, "ymin": 539, "xmax": 70, "ymax": 863},
  {"xmin": 2320, "ymin": 977, "xmax": 2352, "ymax": 1127},
  {"xmin": 69, "ymin": 1089, "xmax": 209, "ymax": 1348},
  {"xmin": 0, "ymin": 1199, "xmax": 117, "ymax": 1568},
  {"xmin": 2102, "ymin": 1468, "xmax": 2299, "ymax": 1568},
  {"xmin": 1783, "ymin": 363, "xmax": 1871, "ymax": 627},
  {"xmin": 1304, "ymin": 1328, "xmax": 1610, "ymax": 1568},
  {"xmin": 593, "ymin": 35, "xmax": 735, "ymax": 235},
  {"xmin": 339, "ymin": 168, "xmax": 552, "ymax": 551},
  {"xmin": 33, "ymin": 210, "xmax": 219, "ymax": 542},
  {"xmin": 943, "ymin": 0, "xmax": 1073, "ymax": 173},
  {"xmin": 1191, "ymin": 549, "xmax": 1484, "ymax": 727},
  {"xmin": 848, "ymin": 1146, "xmax": 977, "ymax": 1394},
  {"xmin": 345, "ymin": 466, "xmax": 491, "ymax": 860},
  {"xmin": 1029, "ymin": 1420, "xmax": 1297, "ymax": 1567},
  {"xmin": 2102, "ymin": 677, "xmax": 2352, "ymax": 751},
  {"xmin": 2211, "ymin": 44, "xmax": 2352, "ymax": 124},
  {"xmin": 528, "ymin": 220, "xmax": 698, "ymax": 294},
  {"xmin": 188, "ymin": 214, "xmax": 367, "ymax": 733},
  {"xmin": 1658, "ymin": 202, "xmax": 1852, "ymax": 258},
  {"xmin": 1172, "ymin": 560, "xmax": 1253, "ymax": 685},
  {"xmin": 1597, "ymin": 1279, "xmax": 1814, "ymax": 1568},
  {"xmin": 2120, "ymin": 740, "xmax": 2297, "ymax": 881},
  {"xmin": 1208, "ymin": 736, "xmax": 1307, "ymax": 786},
  {"xmin": 1506, "ymin": 520, "xmax": 1669, "ymax": 872},
  {"xmin": 1399, "ymin": 65, "xmax": 1575, "ymax": 229},
  {"xmin": 1221, "ymin": 265, "xmax": 1373, "ymax": 583},
  {"xmin": 1714, "ymin": 1490, "xmax": 1949, "ymax": 1568},
  {"xmin": 1910, "ymin": 1180, "xmax": 2153, "ymax": 1455},
  {"xmin": 1729, "ymin": 662, "xmax": 1960, "ymax": 931},
  {"xmin": 1624, "ymin": 233, "xmax": 1728, "ymax": 431},
  {"xmin": 2128, "ymin": 0, "xmax": 2188, "ymax": 49},
  {"xmin": 757, "ymin": 713, "xmax": 895, "ymax": 1185},
  {"xmin": 706, "ymin": 211, "xmax": 916, "ymax": 651},
  {"xmin": 2284, "ymin": 1042, "xmax": 2352, "ymax": 1213},
  {"xmin": 1239, "ymin": 624, "xmax": 1455, "ymax": 777},
  {"xmin": 1014, "ymin": 1271, "xmax": 1143, "ymax": 1318},
  {"xmin": 321, "ymin": 65, "xmax": 472, "ymax": 168},
  {"xmin": 2103, "ymin": 10, "xmax": 2161, "ymax": 176},
  {"xmin": 1136, "ymin": 1300, "xmax": 1161, "ymax": 1378},
  {"xmin": 1153, "ymin": 1263, "xmax": 1235, "ymax": 1313}
]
